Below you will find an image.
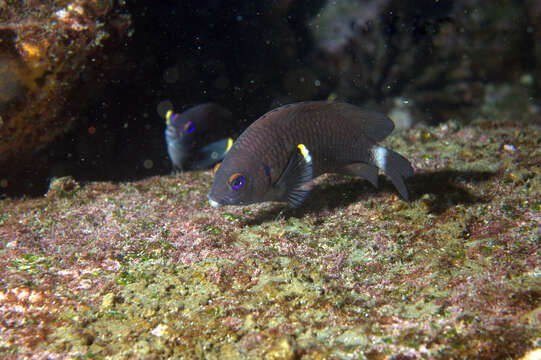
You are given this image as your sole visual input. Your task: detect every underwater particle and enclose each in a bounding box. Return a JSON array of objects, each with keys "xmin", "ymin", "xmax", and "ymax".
[
  {"xmin": 157, "ymin": 100, "xmax": 173, "ymax": 119},
  {"xmin": 88, "ymin": 126, "xmax": 96, "ymax": 135},
  {"xmin": 208, "ymin": 101, "xmax": 413, "ymax": 208},
  {"xmin": 164, "ymin": 103, "xmax": 236, "ymax": 172},
  {"xmin": 162, "ymin": 66, "xmax": 180, "ymax": 84},
  {"xmin": 282, "ymin": 68, "xmax": 319, "ymax": 100},
  {"xmin": 143, "ymin": 159, "xmax": 154, "ymax": 169}
]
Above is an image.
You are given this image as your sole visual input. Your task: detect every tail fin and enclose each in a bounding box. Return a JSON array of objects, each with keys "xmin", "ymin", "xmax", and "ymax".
[{"xmin": 371, "ymin": 145, "xmax": 413, "ymax": 200}]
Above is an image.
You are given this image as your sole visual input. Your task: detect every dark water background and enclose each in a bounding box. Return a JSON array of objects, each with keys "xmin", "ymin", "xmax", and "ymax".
[{"xmin": 2, "ymin": 0, "xmax": 539, "ymax": 196}]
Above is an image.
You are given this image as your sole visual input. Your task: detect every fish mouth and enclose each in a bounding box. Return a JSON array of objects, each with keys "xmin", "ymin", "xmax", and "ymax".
[
  {"xmin": 165, "ymin": 126, "xmax": 178, "ymax": 138},
  {"xmin": 208, "ymin": 196, "xmax": 223, "ymax": 208}
]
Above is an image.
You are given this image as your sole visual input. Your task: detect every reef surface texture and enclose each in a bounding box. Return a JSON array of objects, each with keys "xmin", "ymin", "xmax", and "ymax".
[{"xmin": 0, "ymin": 112, "xmax": 540, "ymax": 359}]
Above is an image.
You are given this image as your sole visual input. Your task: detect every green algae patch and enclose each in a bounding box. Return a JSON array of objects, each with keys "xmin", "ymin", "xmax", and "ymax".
[{"xmin": 1, "ymin": 119, "xmax": 540, "ymax": 358}]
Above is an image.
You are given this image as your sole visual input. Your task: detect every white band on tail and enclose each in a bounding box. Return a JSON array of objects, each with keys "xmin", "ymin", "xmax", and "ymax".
[{"xmin": 372, "ymin": 146, "xmax": 388, "ymax": 173}]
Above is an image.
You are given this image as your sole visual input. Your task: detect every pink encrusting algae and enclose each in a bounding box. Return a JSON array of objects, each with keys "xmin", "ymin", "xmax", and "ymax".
[{"xmin": 0, "ymin": 115, "xmax": 540, "ymax": 358}]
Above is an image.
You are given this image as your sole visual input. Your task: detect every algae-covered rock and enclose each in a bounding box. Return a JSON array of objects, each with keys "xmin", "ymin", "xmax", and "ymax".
[{"xmin": 1, "ymin": 108, "xmax": 540, "ymax": 358}]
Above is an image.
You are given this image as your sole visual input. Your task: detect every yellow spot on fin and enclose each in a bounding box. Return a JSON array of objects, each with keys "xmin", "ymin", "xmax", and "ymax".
[
  {"xmin": 297, "ymin": 144, "xmax": 312, "ymax": 163},
  {"xmin": 165, "ymin": 110, "xmax": 173, "ymax": 125},
  {"xmin": 226, "ymin": 138, "xmax": 234, "ymax": 152}
]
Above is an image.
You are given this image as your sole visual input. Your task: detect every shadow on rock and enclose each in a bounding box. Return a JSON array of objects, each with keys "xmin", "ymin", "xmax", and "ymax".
[
  {"xmin": 242, "ymin": 169, "xmax": 496, "ymax": 225},
  {"xmin": 408, "ymin": 169, "xmax": 496, "ymax": 215}
]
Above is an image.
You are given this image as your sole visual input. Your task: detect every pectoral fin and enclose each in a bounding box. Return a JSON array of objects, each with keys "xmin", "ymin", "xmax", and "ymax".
[
  {"xmin": 275, "ymin": 144, "xmax": 314, "ymax": 207},
  {"xmin": 193, "ymin": 138, "xmax": 234, "ymax": 170}
]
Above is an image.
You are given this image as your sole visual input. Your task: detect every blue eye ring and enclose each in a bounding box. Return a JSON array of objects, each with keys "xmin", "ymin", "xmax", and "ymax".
[
  {"xmin": 228, "ymin": 173, "xmax": 244, "ymax": 190},
  {"xmin": 184, "ymin": 121, "xmax": 194, "ymax": 133}
]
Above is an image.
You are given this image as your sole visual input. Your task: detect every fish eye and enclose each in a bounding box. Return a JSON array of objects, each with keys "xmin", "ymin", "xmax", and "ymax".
[
  {"xmin": 184, "ymin": 121, "xmax": 194, "ymax": 133},
  {"xmin": 213, "ymin": 162, "xmax": 221, "ymax": 174},
  {"xmin": 228, "ymin": 173, "xmax": 244, "ymax": 190}
]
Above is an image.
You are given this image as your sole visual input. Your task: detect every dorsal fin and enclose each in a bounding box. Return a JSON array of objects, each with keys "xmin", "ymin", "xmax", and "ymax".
[{"xmin": 334, "ymin": 102, "xmax": 395, "ymax": 141}]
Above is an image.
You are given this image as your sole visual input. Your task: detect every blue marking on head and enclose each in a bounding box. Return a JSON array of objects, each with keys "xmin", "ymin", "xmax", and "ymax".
[
  {"xmin": 262, "ymin": 162, "xmax": 271, "ymax": 184},
  {"xmin": 185, "ymin": 121, "xmax": 194, "ymax": 133}
]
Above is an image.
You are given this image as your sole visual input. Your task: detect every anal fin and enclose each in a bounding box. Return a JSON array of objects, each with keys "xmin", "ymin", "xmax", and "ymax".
[{"xmin": 339, "ymin": 163, "xmax": 379, "ymax": 188}]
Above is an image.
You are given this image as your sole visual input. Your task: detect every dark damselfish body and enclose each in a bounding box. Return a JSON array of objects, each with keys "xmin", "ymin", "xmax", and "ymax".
[
  {"xmin": 208, "ymin": 101, "xmax": 413, "ymax": 208},
  {"xmin": 165, "ymin": 103, "xmax": 235, "ymax": 172}
]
